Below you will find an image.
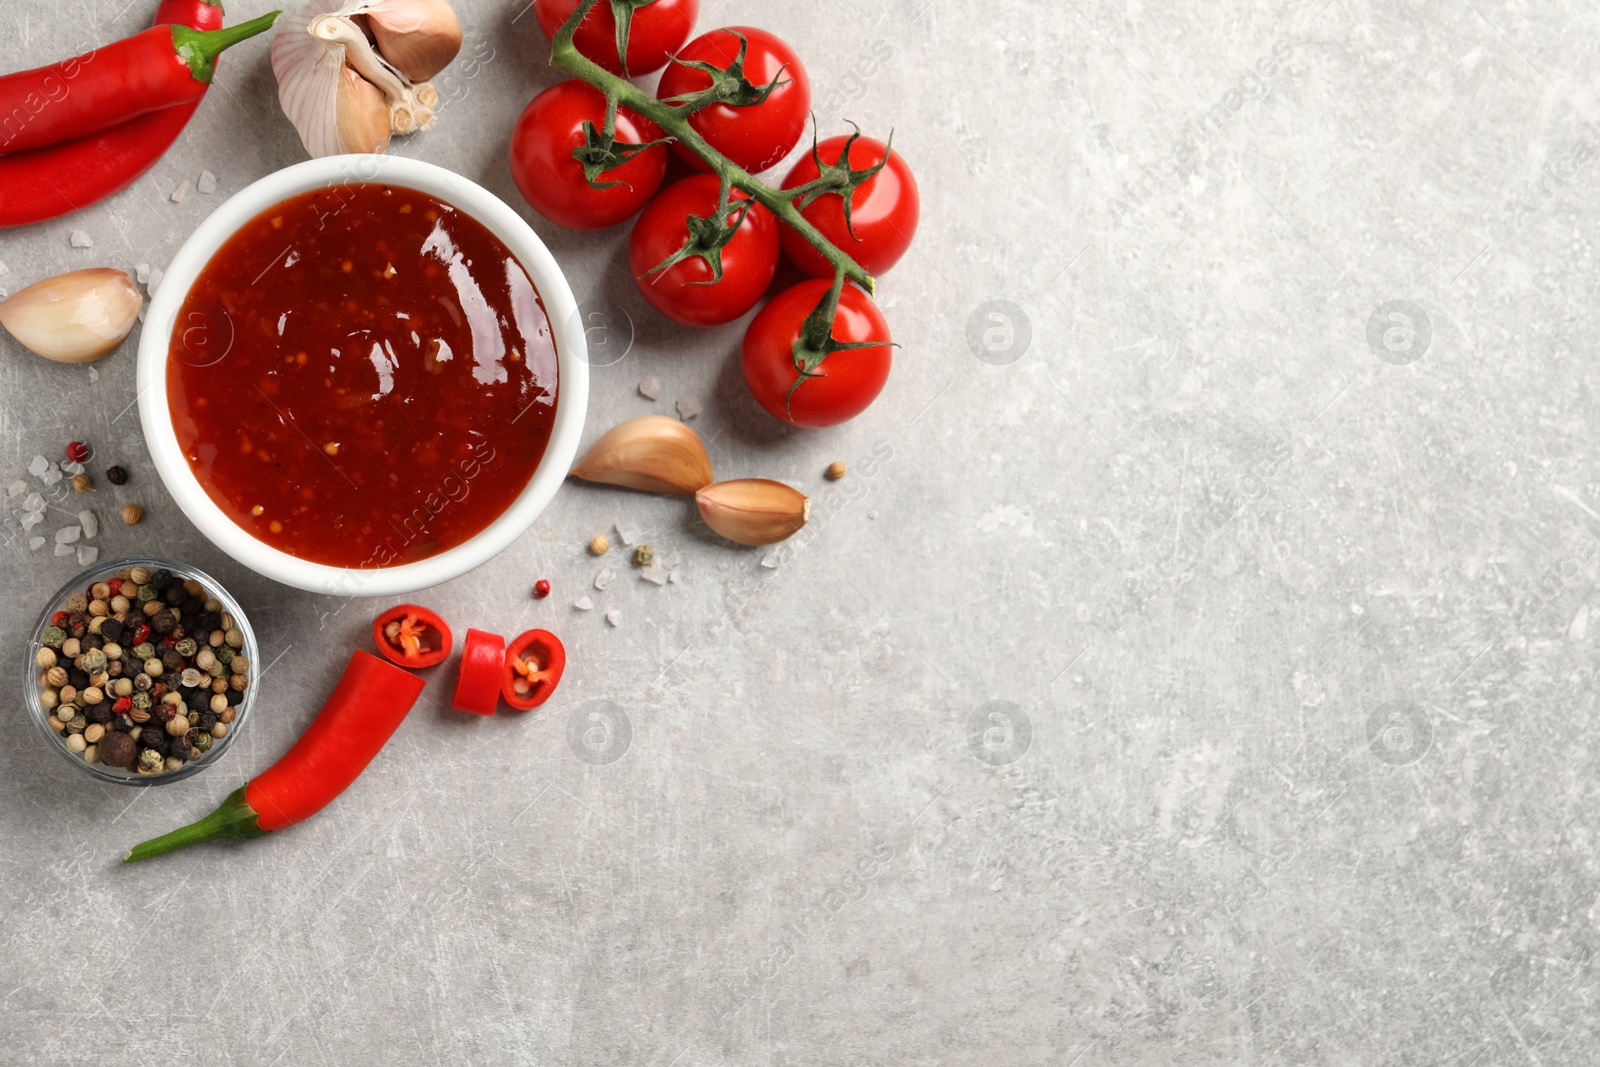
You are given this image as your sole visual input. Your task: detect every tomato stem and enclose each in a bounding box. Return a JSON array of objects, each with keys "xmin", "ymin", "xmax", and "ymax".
[{"xmin": 549, "ymin": 0, "xmax": 876, "ymax": 294}]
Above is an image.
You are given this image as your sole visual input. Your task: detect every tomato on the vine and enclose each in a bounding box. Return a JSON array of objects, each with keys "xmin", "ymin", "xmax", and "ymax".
[
  {"xmin": 532, "ymin": 0, "xmax": 699, "ymax": 76},
  {"xmin": 780, "ymin": 135, "xmax": 920, "ymax": 278},
  {"xmin": 656, "ymin": 26, "xmax": 811, "ymax": 174},
  {"xmin": 742, "ymin": 280, "xmax": 892, "ymax": 428},
  {"xmin": 628, "ymin": 174, "xmax": 779, "ymax": 327},
  {"xmin": 509, "ymin": 80, "xmax": 668, "ymax": 230}
]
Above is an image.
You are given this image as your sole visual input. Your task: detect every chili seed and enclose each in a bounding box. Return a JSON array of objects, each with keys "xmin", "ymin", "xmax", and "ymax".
[{"xmin": 825, "ymin": 461, "xmax": 847, "ymax": 481}]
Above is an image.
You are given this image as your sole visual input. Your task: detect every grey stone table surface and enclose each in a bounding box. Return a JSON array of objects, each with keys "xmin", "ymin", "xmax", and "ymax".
[{"xmin": 3, "ymin": 0, "xmax": 1599, "ymax": 1063}]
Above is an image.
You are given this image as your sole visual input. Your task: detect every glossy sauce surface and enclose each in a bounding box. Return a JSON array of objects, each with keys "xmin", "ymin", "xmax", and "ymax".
[{"xmin": 168, "ymin": 184, "xmax": 558, "ymax": 568}]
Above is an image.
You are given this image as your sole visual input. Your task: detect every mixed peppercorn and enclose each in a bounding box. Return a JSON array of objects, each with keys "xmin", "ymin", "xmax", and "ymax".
[{"xmin": 35, "ymin": 565, "xmax": 249, "ymax": 776}]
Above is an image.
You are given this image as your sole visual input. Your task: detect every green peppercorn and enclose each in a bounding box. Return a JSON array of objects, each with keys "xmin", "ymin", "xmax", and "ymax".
[
  {"xmin": 132, "ymin": 642, "xmax": 154, "ymax": 660},
  {"xmin": 40, "ymin": 626, "xmax": 66, "ymax": 649},
  {"xmin": 138, "ymin": 585, "xmax": 157, "ymax": 603},
  {"xmin": 131, "ymin": 692, "xmax": 152, "ymax": 711},
  {"xmin": 194, "ymin": 733, "xmax": 213, "ymax": 753},
  {"xmin": 215, "ymin": 645, "xmax": 235, "ymax": 666},
  {"xmin": 65, "ymin": 594, "xmax": 87, "ymax": 613},
  {"xmin": 136, "ymin": 749, "xmax": 163, "ymax": 775},
  {"xmin": 79, "ymin": 648, "xmax": 107, "ymax": 674},
  {"xmin": 174, "ymin": 637, "xmax": 198, "ymax": 658}
]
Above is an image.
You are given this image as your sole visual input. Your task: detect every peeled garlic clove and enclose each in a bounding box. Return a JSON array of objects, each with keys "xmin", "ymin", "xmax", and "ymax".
[
  {"xmin": 696, "ymin": 480, "xmax": 811, "ymax": 546},
  {"xmin": 0, "ymin": 268, "xmax": 141, "ymax": 364},
  {"xmin": 361, "ymin": 0, "xmax": 461, "ymax": 82},
  {"xmin": 337, "ymin": 62, "xmax": 392, "ymax": 153},
  {"xmin": 571, "ymin": 416, "xmax": 714, "ymax": 496}
]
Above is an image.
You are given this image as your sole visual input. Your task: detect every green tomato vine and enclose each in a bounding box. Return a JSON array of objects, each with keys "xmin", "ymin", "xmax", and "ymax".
[{"xmin": 548, "ymin": 0, "xmax": 897, "ymax": 418}]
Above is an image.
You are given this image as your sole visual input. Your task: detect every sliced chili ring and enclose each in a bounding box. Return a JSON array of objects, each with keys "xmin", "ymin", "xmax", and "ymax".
[
  {"xmin": 501, "ymin": 629, "xmax": 567, "ymax": 711},
  {"xmin": 373, "ymin": 605, "xmax": 454, "ymax": 669},
  {"xmin": 452, "ymin": 628, "xmax": 505, "ymax": 717}
]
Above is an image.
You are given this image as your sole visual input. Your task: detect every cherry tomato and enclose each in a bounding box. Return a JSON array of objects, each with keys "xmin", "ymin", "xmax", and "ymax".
[
  {"xmin": 509, "ymin": 80, "xmax": 668, "ymax": 230},
  {"xmin": 628, "ymin": 175, "xmax": 779, "ymax": 327},
  {"xmin": 372, "ymin": 605, "xmax": 453, "ymax": 670},
  {"xmin": 779, "ymin": 136, "xmax": 920, "ymax": 279},
  {"xmin": 742, "ymin": 280, "xmax": 892, "ymax": 428},
  {"xmin": 452, "ymin": 628, "xmax": 506, "ymax": 717},
  {"xmin": 533, "ymin": 0, "xmax": 699, "ymax": 76},
  {"xmin": 501, "ymin": 629, "xmax": 567, "ymax": 711},
  {"xmin": 656, "ymin": 26, "xmax": 811, "ymax": 174}
]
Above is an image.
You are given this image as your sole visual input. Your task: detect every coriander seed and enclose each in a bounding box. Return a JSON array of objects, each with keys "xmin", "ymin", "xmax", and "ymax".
[
  {"xmin": 122, "ymin": 503, "xmax": 144, "ymax": 525},
  {"xmin": 72, "ymin": 473, "xmax": 93, "ymax": 492},
  {"xmin": 589, "ymin": 534, "xmax": 610, "ymax": 555}
]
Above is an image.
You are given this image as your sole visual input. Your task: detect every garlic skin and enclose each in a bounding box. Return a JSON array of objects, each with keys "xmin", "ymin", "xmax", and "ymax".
[
  {"xmin": 336, "ymin": 63, "xmax": 392, "ymax": 154},
  {"xmin": 361, "ymin": 0, "xmax": 461, "ymax": 81},
  {"xmin": 0, "ymin": 268, "xmax": 141, "ymax": 364},
  {"xmin": 571, "ymin": 416, "xmax": 714, "ymax": 496},
  {"xmin": 696, "ymin": 480, "xmax": 812, "ymax": 546},
  {"xmin": 273, "ymin": 0, "xmax": 457, "ymax": 158}
]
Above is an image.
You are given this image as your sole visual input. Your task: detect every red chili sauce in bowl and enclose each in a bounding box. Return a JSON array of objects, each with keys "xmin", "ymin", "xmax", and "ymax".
[{"xmin": 168, "ymin": 184, "xmax": 558, "ymax": 569}]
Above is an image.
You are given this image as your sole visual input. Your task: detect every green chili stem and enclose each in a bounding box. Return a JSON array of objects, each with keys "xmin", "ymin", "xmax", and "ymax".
[
  {"xmin": 123, "ymin": 786, "xmax": 267, "ymax": 862},
  {"xmin": 172, "ymin": 10, "xmax": 280, "ymax": 84},
  {"xmin": 549, "ymin": 0, "xmax": 876, "ymax": 294}
]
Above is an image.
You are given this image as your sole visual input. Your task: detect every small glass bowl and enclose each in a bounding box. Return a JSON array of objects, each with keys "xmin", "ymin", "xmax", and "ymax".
[{"xmin": 24, "ymin": 556, "xmax": 259, "ymax": 786}]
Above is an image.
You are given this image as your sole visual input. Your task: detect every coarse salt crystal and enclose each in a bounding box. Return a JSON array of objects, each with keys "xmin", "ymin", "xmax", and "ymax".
[
  {"xmin": 55, "ymin": 525, "xmax": 81, "ymax": 544},
  {"xmin": 88, "ymin": 367, "xmax": 99, "ymax": 383},
  {"xmin": 663, "ymin": 549, "xmax": 681, "ymax": 569},
  {"xmin": 170, "ymin": 180, "xmax": 190, "ymax": 203},
  {"xmin": 62, "ymin": 461, "xmax": 83, "ymax": 476},
  {"xmin": 605, "ymin": 610, "xmax": 621, "ymax": 627},
  {"xmin": 76, "ymin": 545, "xmax": 98, "ymax": 566},
  {"xmin": 761, "ymin": 554, "xmax": 781, "ymax": 569},
  {"xmin": 615, "ymin": 521, "xmax": 641, "ymax": 546},
  {"xmin": 69, "ymin": 230, "xmax": 93, "ymax": 248},
  {"xmin": 638, "ymin": 376, "xmax": 662, "ymax": 400},
  {"xmin": 6, "ymin": 479, "xmax": 24, "ymax": 498},
  {"xmin": 23, "ymin": 492, "xmax": 44, "ymax": 513},
  {"xmin": 574, "ymin": 596, "xmax": 594, "ymax": 611},
  {"xmin": 54, "ymin": 542, "xmax": 74, "ymax": 557},
  {"xmin": 640, "ymin": 564, "xmax": 668, "ymax": 586},
  {"xmin": 40, "ymin": 469, "xmax": 62, "ymax": 486},
  {"xmin": 198, "ymin": 170, "xmax": 217, "ymax": 194},
  {"xmin": 79, "ymin": 510, "xmax": 97, "ymax": 539},
  {"xmin": 27, "ymin": 455, "xmax": 48, "ymax": 477},
  {"xmin": 21, "ymin": 512, "xmax": 41, "ymax": 531},
  {"xmin": 594, "ymin": 570, "xmax": 614, "ymax": 591},
  {"xmin": 668, "ymin": 570, "xmax": 681, "ymax": 584},
  {"xmin": 147, "ymin": 266, "xmax": 164, "ymax": 295},
  {"xmin": 676, "ymin": 396, "xmax": 701, "ymax": 421},
  {"xmin": 135, "ymin": 262, "xmax": 151, "ymax": 284},
  {"xmin": 28, "ymin": 536, "xmax": 44, "ymax": 552}
]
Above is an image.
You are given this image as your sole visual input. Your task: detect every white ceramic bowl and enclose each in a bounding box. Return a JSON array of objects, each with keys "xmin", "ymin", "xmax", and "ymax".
[{"xmin": 137, "ymin": 155, "xmax": 588, "ymax": 596}]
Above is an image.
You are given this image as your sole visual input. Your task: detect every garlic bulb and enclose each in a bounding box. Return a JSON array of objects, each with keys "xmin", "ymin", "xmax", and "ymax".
[
  {"xmin": 0, "ymin": 268, "xmax": 141, "ymax": 364},
  {"xmin": 272, "ymin": 0, "xmax": 459, "ymax": 158}
]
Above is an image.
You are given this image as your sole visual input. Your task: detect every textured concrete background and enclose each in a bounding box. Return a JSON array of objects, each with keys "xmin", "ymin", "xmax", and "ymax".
[{"xmin": 3, "ymin": 0, "xmax": 1599, "ymax": 1063}]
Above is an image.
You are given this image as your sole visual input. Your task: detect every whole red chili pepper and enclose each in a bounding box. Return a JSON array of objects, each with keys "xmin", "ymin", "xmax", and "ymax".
[
  {"xmin": 0, "ymin": 0, "xmax": 228, "ymax": 229},
  {"xmin": 0, "ymin": 10, "xmax": 279, "ymax": 154},
  {"xmin": 123, "ymin": 651, "xmax": 426, "ymax": 862}
]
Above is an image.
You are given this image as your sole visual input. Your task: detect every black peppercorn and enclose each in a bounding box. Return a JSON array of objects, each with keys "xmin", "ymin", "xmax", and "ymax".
[
  {"xmin": 139, "ymin": 733, "xmax": 167, "ymax": 756},
  {"xmin": 162, "ymin": 584, "xmax": 185, "ymax": 607},
  {"xmin": 67, "ymin": 611, "xmax": 90, "ymax": 638},
  {"xmin": 194, "ymin": 613, "xmax": 220, "ymax": 636},
  {"xmin": 80, "ymin": 634, "xmax": 104, "ymax": 651},
  {"xmin": 151, "ymin": 610, "xmax": 177, "ymax": 635},
  {"xmin": 100, "ymin": 619, "xmax": 124, "ymax": 643},
  {"xmin": 107, "ymin": 661, "xmax": 124, "ymax": 679},
  {"xmin": 105, "ymin": 465, "xmax": 128, "ymax": 485},
  {"xmin": 150, "ymin": 702, "xmax": 175, "ymax": 723},
  {"xmin": 167, "ymin": 736, "xmax": 191, "ymax": 761},
  {"xmin": 184, "ymin": 690, "xmax": 208, "ymax": 713},
  {"xmin": 87, "ymin": 703, "xmax": 113, "ymax": 725},
  {"xmin": 224, "ymin": 687, "xmax": 243, "ymax": 706},
  {"xmin": 160, "ymin": 646, "xmax": 184, "ymax": 672},
  {"xmin": 151, "ymin": 569, "xmax": 174, "ymax": 590},
  {"xmin": 111, "ymin": 716, "xmax": 132, "ymax": 732},
  {"xmin": 197, "ymin": 711, "xmax": 218, "ymax": 730},
  {"xmin": 180, "ymin": 597, "xmax": 204, "ymax": 617}
]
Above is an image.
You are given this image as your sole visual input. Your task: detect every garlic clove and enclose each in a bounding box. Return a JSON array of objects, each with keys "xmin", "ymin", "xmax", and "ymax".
[
  {"xmin": 273, "ymin": 0, "xmax": 363, "ymax": 158},
  {"xmin": 0, "ymin": 268, "xmax": 141, "ymax": 364},
  {"xmin": 695, "ymin": 480, "xmax": 811, "ymax": 546},
  {"xmin": 359, "ymin": 0, "xmax": 461, "ymax": 82},
  {"xmin": 336, "ymin": 62, "xmax": 392, "ymax": 153},
  {"xmin": 571, "ymin": 416, "xmax": 715, "ymax": 496}
]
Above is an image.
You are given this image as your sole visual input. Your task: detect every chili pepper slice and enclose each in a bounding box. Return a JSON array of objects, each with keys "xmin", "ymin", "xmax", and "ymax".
[
  {"xmin": 372, "ymin": 604, "xmax": 453, "ymax": 669},
  {"xmin": 123, "ymin": 650, "xmax": 426, "ymax": 862},
  {"xmin": 452, "ymin": 628, "xmax": 505, "ymax": 717},
  {"xmin": 501, "ymin": 629, "xmax": 567, "ymax": 711},
  {"xmin": 0, "ymin": 11, "xmax": 279, "ymax": 155}
]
